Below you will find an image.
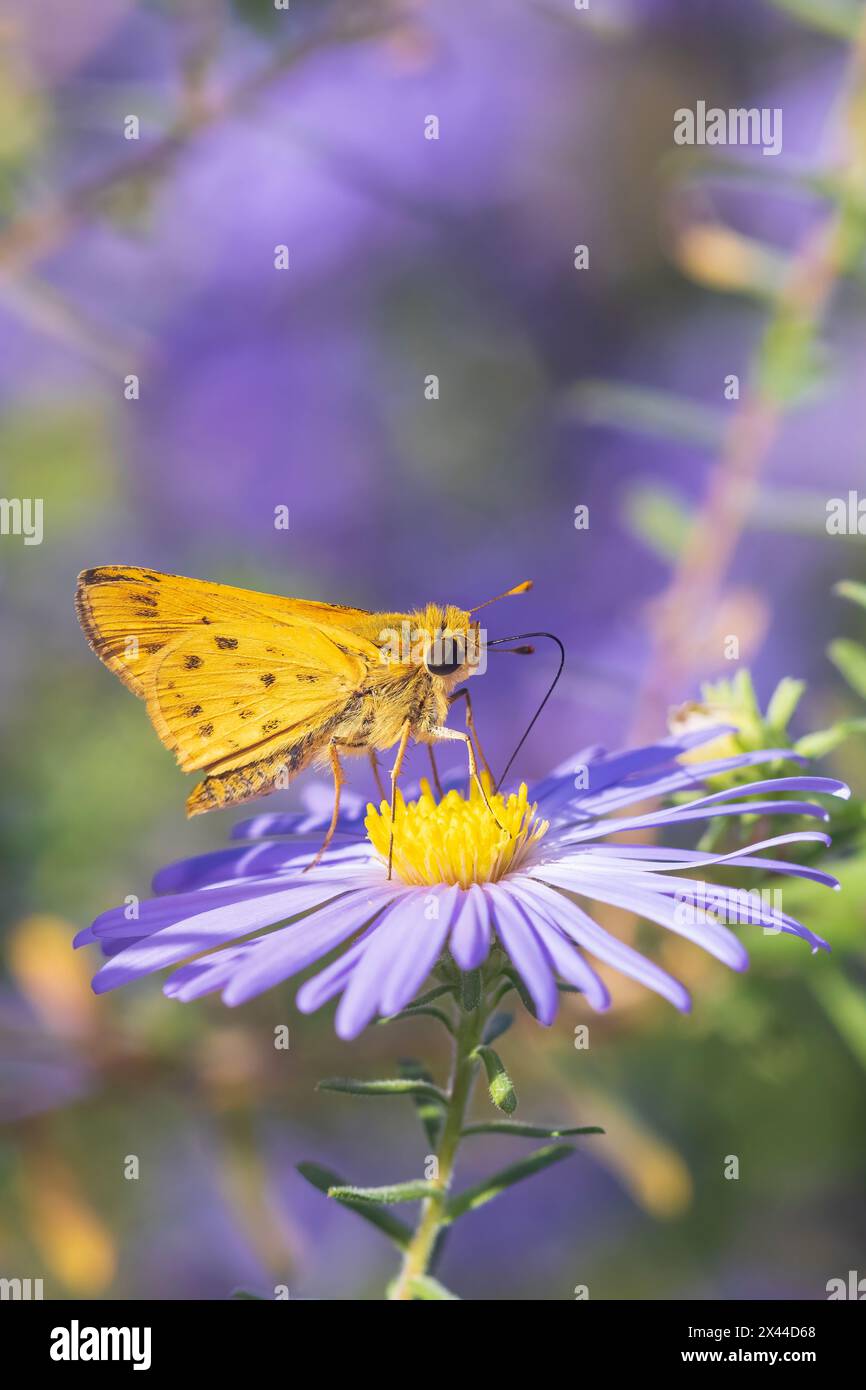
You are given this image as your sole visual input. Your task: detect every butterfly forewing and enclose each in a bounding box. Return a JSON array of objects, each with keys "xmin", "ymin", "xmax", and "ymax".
[{"xmin": 75, "ymin": 567, "xmax": 392, "ymax": 812}]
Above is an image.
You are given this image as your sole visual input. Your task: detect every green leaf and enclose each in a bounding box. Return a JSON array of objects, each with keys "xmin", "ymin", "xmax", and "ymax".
[
  {"xmin": 482, "ymin": 1011, "xmax": 513, "ymax": 1045},
  {"xmin": 765, "ymin": 677, "xmax": 806, "ymax": 732},
  {"xmin": 811, "ymin": 969, "xmax": 866, "ymax": 1073},
  {"xmin": 795, "ymin": 718, "xmax": 866, "ymax": 757},
  {"xmin": 835, "ymin": 580, "xmax": 866, "ymax": 612},
  {"xmin": 398, "ymin": 1058, "xmax": 443, "ymax": 1149},
  {"xmin": 230, "ymin": 1289, "xmax": 265, "ymax": 1300},
  {"xmin": 328, "ymin": 1180, "xmax": 438, "ymax": 1205},
  {"xmin": 296, "ymin": 1162, "xmax": 411, "ymax": 1248},
  {"xmin": 473, "ymin": 1044, "xmax": 518, "ymax": 1114},
  {"xmin": 564, "ymin": 379, "xmax": 725, "ymax": 449},
  {"xmin": 758, "ymin": 316, "xmax": 828, "ymax": 406},
  {"xmin": 828, "ymin": 639, "xmax": 866, "ymax": 700},
  {"xmin": 461, "ymin": 1121, "xmax": 604, "ymax": 1139},
  {"xmin": 409, "ymin": 1275, "xmax": 461, "ymax": 1301},
  {"xmin": 317, "ymin": 1077, "xmax": 447, "ymax": 1104},
  {"xmin": 622, "ymin": 482, "xmax": 691, "ymax": 562},
  {"xmin": 447, "ymin": 1144, "xmax": 574, "ymax": 1221},
  {"xmin": 767, "ymin": 0, "xmax": 862, "ymax": 41}
]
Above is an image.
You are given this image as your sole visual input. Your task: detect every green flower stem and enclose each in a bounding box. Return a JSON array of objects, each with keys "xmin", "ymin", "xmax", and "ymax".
[{"xmin": 387, "ymin": 993, "xmax": 490, "ymax": 1300}]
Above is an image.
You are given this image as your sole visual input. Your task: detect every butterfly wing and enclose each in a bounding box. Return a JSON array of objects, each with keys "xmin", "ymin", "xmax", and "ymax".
[
  {"xmin": 75, "ymin": 566, "xmax": 378, "ymax": 695},
  {"xmin": 75, "ymin": 567, "xmax": 383, "ymax": 814}
]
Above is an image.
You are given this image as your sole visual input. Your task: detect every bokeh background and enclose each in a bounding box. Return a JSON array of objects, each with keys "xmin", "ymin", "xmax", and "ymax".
[{"xmin": 1, "ymin": 0, "xmax": 866, "ymax": 1300}]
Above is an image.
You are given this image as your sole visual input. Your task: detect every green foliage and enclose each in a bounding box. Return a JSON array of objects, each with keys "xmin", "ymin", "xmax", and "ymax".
[
  {"xmin": 316, "ymin": 1077, "xmax": 447, "ymax": 1104},
  {"xmin": 446, "ymin": 1145, "xmax": 575, "ymax": 1221},
  {"xmin": 834, "ymin": 580, "xmax": 866, "ymax": 612},
  {"xmin": 462, "ymin": 1121, "xmax": 604, "ymax": 1139},
  {"xmin": 297, "ymin": 1163, "xmax": 411, "ymax": 1248},
  {"xmin": 408, "ymin": 1275, "xmax": 461, "ymax": 1300},
  {"xmin": 828, "ymin": 639, "xmax": 866, "ymax": 701},
  {"xmin": 565, "ymin": 379, "xmax": 725, "ymax": 449},
  {"xmin": 473, "ymin": 1044, "xmax": 518, "ymax": 1114},
  {"xmin": 622, "ymin": 481, "xmax": 691, "ymax": 562},
  {"xmin": 398, "ymin": 1059, "xmax": 443, "ymax": 1149},
  {"xmin": 767, "ymin": 0, "xmax": 864, "ymax": 41},
  {"xmin": 327, "ymin": 1180, "xmax": 439, "ymax": 1205}
]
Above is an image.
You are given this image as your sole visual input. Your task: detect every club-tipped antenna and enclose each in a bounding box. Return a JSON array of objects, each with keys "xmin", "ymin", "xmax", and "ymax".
[
  {"xmin": 469, "ymin": 579, "xmax": 533, "ymax": 614},
  {"xmin": 487, "ymin": 631, "xmax": 565, "ymax": 791}
]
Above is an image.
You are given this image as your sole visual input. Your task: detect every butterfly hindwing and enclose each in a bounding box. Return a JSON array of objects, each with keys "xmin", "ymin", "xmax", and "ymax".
[{"xmin": 149, "ymin": 626, "xmax": 366, "ymax": 773}]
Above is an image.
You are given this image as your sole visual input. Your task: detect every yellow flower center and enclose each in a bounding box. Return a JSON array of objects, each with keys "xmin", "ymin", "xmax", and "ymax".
[{"xmin": 365, "ymin": 776, "xmax": 549, "ymax": 888}]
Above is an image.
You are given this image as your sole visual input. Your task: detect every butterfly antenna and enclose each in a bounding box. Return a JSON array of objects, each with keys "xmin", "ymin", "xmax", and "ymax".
[
  {"xmin": 469, "ymin": 580, "xmax": 533, "ymax": 614},
  {"xmin": 487, "ymin": 632, "xmax": 565, "ymax": 792}
]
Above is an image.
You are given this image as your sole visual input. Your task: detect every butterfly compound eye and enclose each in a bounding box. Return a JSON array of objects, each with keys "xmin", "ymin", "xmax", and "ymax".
[{"xmin": 425, "ymin": 631, "xmax": 466, "ymax": 677}]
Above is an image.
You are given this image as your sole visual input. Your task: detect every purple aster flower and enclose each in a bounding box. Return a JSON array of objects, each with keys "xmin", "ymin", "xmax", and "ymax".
[{"xmin": 76, "ymin": 727, "xmax": 847, "ymax": 1039}]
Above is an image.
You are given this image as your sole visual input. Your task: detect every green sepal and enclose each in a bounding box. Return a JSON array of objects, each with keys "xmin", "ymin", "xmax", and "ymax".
[
  {"xmin": 317, "ymin": 1077, "xmax": 447, "ymax": 1104},
  {"xmin": 296, "ymin": 1162, "xmax": 411, "ymax": 1248},
  {"xmin": 482, "ymin": 1011, "xmax": 513, "ymax": 1045},
  {"xmin": 473, "ymin": 1044, "xmax": 518, "ymax": 1114},
  {"xmin": 409, "ymin": 1275, "xmax": 461, "ymax": 1300},
  {"xmin": 398, "ymin": 1058, "xmax": 443, "ymax": 1148},
  {"xmin": 459, "ymin": 968, "xmax": 482, "ymax": 1013},
  {"xmin": 327, "ymin": 1180, "xmax": 438, "ymax": 1205},
  {"xmin": 406, "ymin": 983, "xmax": 455, "ymax": 1009},
  {"xmin": 461, "ymin": 1121, "xmax": 604, "ymax": 1139},
  {"xmin": 379, "ymin": 1005, "xmax": 455, "ymax": 1034},
  {"xmin": 499, "ymin": 968, "xmax": 537, "ymax": 1018},
  {"xmin": 446, "ymin": 1144, "xmax": 574, "ymax": 1221}
]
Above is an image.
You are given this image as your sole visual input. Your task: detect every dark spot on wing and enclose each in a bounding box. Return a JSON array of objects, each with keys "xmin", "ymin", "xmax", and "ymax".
[
  {"xmin": 239, "ymin": 709, "xmax": 253, "ymax": 720},
  {"xmin": 262, "ymin": 718, "xmax": 281, "ymax": 733},
  {"xmin": 201, "ymin": 616, "xmax": 212, "ymax": 625},
  {"xmin": 184, "ymin": 655, "xmax": 203, "ymax": 670},
  {"xmin": 132, "ymin": 594, "xmax": 158, "ymax": 608},
  {"xmin": 260, "ymin": 673, "xmax": 276, "ymax": 687},
  {"xmin": 187, "ymin": 703, "xmax": 203, "ymax": 717},
  {"xmin": 198, "ymin": 722, "xmax": 214, "ymax": 738},
  {"xmin": 215, "ymin": 636, "xmax": 238, "ymax": 650},
  {"xmin": 297, "ymin": 673, "xmax": 317, "ymax": 683},
  {"xmin": 84, "ymin": 570, "xmax": 144, "ymax": 586}
]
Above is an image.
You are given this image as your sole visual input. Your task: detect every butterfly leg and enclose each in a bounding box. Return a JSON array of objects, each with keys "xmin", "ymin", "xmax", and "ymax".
[
  {"xmin": 428, "ymin": 725, "xmax": 507, "ymax": 834},
  {"xmin": 368, "ymin": 749, "xmax": 387, "ymax": 802},
  {"xmin": 448, "ymin": 687, "xmax": 493, "ymax": 781},
  {"xmin": 387, "ymin": 720, "xmax": 412, "ymax": 880},
  {"xmin": 427, "ymin": 745, "xmax": 444, "ymax": 799},
  {"xmin": 302, "ymin": 741, "xmax": 346, "ymax": 873}
]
